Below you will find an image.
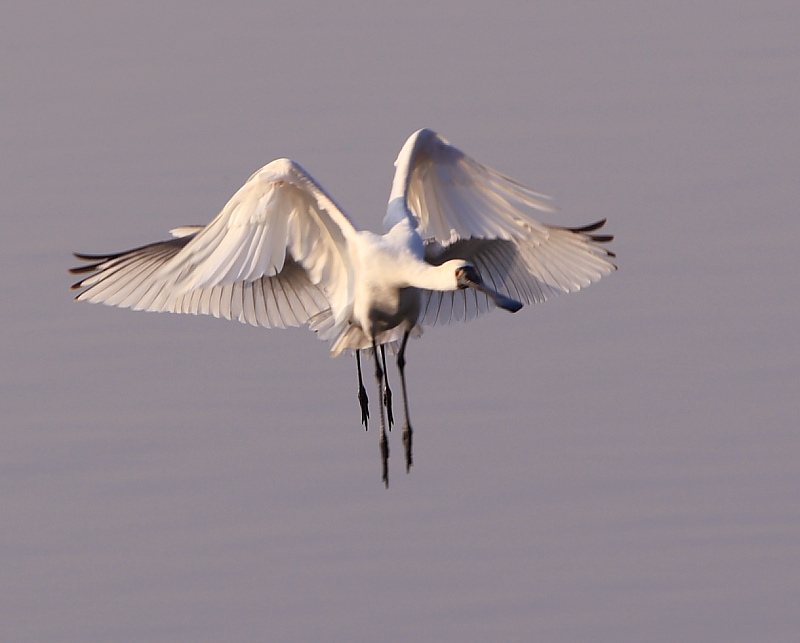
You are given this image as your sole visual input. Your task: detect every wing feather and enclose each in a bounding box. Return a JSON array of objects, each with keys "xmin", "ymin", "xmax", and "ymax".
[
  {"xmin": 70, "ymin": 159, "xmax": 352, "ymax": 332},
  {"xmin": 390, "ymin": 129, "xmax": 616, "ymax": 326}
]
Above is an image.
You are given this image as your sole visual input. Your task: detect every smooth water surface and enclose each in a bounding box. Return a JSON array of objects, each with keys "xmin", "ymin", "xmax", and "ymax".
[{"xmin": 2, "ymin": 2, "xmax": 799, "ymax": 641}]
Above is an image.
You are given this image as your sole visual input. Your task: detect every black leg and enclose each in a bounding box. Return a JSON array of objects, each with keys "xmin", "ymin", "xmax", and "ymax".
[
  {"xmin": 397, "ymin": 330, "xmax": 413, "ymax": 472},
  {"xmin": 355, "ymin": 350, "xmax": 369, "ymax": 430},
  {"xmin": 380, "ymin": 344, "xmax": 394, "ymax": 428},
  {"xmin": 372, "ymin": 339, "xmax": 389, "ymax": 488}
]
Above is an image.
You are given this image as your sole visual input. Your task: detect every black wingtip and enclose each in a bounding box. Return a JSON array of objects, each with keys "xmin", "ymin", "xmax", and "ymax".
[
  {"xmin": 564, "ymin": 218, "xmax": 614, "ymax": 245},
  {"xmin": 69, "ymin": 251, "xmax": 114, "ymax": 275},
  {"xmin": 72, "ymin": 251, "xmax": 113, "ymax": 261},
  {"xmin": 567, "ymin": 218, "xmax": 607, "ymax": 233},
  {"xmin": 69, "ymin": 263, "xmax": 101, "ymax": 275}
]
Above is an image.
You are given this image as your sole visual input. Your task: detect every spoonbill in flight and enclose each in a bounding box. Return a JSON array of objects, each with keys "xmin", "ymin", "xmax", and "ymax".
[{"xmin": 70, "ymin": 128, "xmax": 616, "ymax": 486}]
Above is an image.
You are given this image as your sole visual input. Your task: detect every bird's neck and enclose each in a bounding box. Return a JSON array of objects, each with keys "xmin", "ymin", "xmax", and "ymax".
[{"xmin": 406, "ymin": 260, "xmax": 460, "ymax": 292}]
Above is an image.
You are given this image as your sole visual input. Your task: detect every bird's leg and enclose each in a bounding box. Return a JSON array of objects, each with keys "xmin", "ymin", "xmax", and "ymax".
[
  {"xmin": 397, "ymin": 330, "xmax": 413, "ymax": 473},
  {"xmin": 380, "ymin": 344, "xmax": 394, "ymax": 428},
  {"xmin": 372, "ymin": 340, "xmax": 389, "ymax": 488},
  {"xmin": 355, "ymin": 350, "xmax": 369, "ymax": 430}
]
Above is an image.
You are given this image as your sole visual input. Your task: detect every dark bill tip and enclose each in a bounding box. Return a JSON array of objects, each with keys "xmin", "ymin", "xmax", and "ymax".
[{"xmin": 494, "ymin": 294, "xmax": 523, "ymax": 313}]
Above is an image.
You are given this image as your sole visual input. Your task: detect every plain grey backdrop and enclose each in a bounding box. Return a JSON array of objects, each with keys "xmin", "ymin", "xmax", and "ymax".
[{"xmin": 3, "ymin": 1, "xmax": 799, "ymax": 641}]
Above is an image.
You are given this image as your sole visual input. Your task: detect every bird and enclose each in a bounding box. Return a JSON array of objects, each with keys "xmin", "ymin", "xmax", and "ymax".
[{"xmin": 69, "ymin": 128, "xmax": 616, "ymax": 486}]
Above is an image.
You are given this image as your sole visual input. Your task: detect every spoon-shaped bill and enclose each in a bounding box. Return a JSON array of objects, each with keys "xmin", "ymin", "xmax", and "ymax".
[
  {"xmin": 456, "ymin": 266, "xmax": 523, "ymax": 313},
  {"xmin": 489, "ymin": 291, "xmax": 523, "ymax": 313}
]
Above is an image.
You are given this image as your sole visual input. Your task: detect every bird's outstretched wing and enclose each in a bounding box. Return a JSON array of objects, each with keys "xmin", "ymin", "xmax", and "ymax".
[
  {"xmin": 70, "ymin": 159, "xmax": 357, "ymax": 329},
  {"xmin": 389, "ymin": 128, "xmax": 616, "ymax": 325}
]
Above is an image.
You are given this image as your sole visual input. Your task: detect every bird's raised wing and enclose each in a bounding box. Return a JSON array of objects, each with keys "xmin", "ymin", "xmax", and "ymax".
[
  {"xmin": 70, "ymin": 159, "xmax": 357, "ymax": 329},
  {"xmin": 389, "ymin": 129, "xmax": 616, "ymax": 325}
]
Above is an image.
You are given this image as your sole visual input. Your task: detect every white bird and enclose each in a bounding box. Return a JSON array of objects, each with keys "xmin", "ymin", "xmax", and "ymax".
[{"xmin": 70, "ymin": 128, "xmax": 616, "ymax": 486}]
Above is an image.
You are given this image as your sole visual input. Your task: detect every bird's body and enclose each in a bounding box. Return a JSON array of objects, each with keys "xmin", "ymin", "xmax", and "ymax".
[
  {"xmin": 341, "ymin": 217, "xmax": 476, "ymax": 351},
  {"xmin": 70, "ymin": 128, "xmax": 616, "ymax": 486},
  {"xmin": 344, "ymin": 220, "xmax": 425, "ymax": 349}
]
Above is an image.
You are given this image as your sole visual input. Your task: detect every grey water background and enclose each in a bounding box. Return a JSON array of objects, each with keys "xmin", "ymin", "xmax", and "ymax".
[{"xmin": 3, "ymin": 2, "xmax": 799, "ymax": 641}]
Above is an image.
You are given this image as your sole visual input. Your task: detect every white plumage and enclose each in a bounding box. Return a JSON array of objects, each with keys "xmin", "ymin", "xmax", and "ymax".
[{"xmin": 70, "ymin": 128, "xmax": 616, "ymax": 486}]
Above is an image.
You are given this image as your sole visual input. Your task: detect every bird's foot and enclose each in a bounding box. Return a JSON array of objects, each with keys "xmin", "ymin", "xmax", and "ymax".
[
  {"xmin": 380, "ymin": 429, "xmax": 390, "ymax": 488},
  {"xmin": 402, "ymin": 422, "xmax": 413, "ymax": 473},
  {"xmin": 358, "ymin": 384, "xmax": 369, "ymax": 430},
  {"xmin": 383, "ymin": 386, "xmax": 394, "ymax": 429}
]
